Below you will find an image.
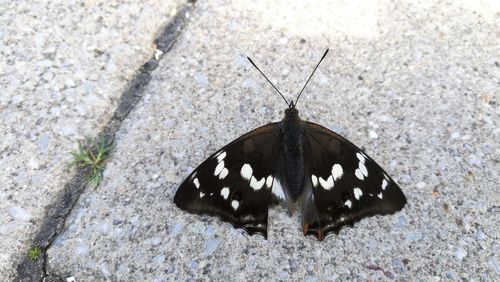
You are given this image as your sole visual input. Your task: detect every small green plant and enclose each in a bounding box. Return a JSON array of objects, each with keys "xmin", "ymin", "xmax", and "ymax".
[
  {"xmin": 69, "ymin": 137, "xmax": 113, "ymax": 188},
  {"xmin": 27, "ymin": 246, "xmax": 42, "ymax": 260}
]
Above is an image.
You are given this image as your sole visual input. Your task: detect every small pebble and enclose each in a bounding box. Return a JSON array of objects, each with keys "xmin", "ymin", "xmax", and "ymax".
[
  {"xmin": 467, "ymin": 155, "xmax": 481, "ymax": 166},
  {"xmin": 278, "ymin": 37, "xmax": 288, "ymax": 45},
  {"xmin": 368, "ymin": 130, "xmax": 379, "ymax": 139},
  {"xmin": 393, "ymin": 215, "xmax": 407, "ymax": 228},
  {"xmin": 278, "ymin": 271, "xmax": 289, "ymax": 281},
  {"xmin": 75, "ymin": 245, "xmax": 88, "ymax": 256},
  {"xmin": 391, "ymin": 258, "xmax": 403, "ymax": 269},
  {"xmin": 100, "ymin": 264, "xmax": 111, "ymax": 277},
  {"xmin": 416, "ymin": 182, "xmax": 426, "ymax": 189},
  {"xmin": 204, "ymin": 239, "xmax": 220, "ymax": 256},
  {"xmin": 490, "ymin": 258, "xmax": 500, "ymax": 274},
  {"xmin": 405, "ymin": 231, "xmax": 423, "ymax": 242},
  {"xmin": 187, "ymin": 260, "xmax": 198, "ymax": 269},
  {"xmin": 204, "ymin": 225, "xmax": 216, "ymax": 236},
  {"xmin": 241, "ymin": 78, "xmax": 256, "ymax": 89},
  {"xmin": 170, "ymin": 222, "xmax": 184, "ymax": 236},
  {"xmin": 235, "ymin": 55, "xmax": 248, "ymax": 68},
  {"xmin": 475, "ymin": 228, "xmax": 485, "ymax": 240},
  {"xmin": 289, "ymin": 259, "xmax": 298, "ymax": 272},
  {"xmin": 38, "ymin": 134, "xmax": 50, "ymax": 153},
  {"xmin": 454, "ymin": 247, "xmax": 467, "ymax": 260},
  {"xmin": 384, "ymin": 270, "xmax": 395, "ymax": 279},
  {"xmin": 154, "ymin": 49, "xmax": 163, "ymax": 60},
  {"xmin": 193, "ymin": 72, "xmax": 209, "ymax": 87},
  {"xmin": 166, "ymin": 264, "xmax": 175, "ymax": 274},
  {"xmin": 304, "ymin": 276, "xmax": 317, "ymax": 282},
  {"xmin": 152, "ymin": 254, "xmax": 165, "ymax": 264},
  {"xmin": 9, "ymin": 206, "xmax": 31, "ymax": 221},
  {"xmin": 116, "ymin": 263, "xmax": 129, "ymax": 274},
  {"xmin": 28, "ymin": 158, "xmax": 40, "ymax": 170},
  {"xmin": 445, "ymin": 271, "xmax": 457, "ymax": 280}
]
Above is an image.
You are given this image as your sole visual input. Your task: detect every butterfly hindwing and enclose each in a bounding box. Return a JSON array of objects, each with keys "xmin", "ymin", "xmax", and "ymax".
[
  {"xmin": 174, "ymin": 123, "xmax": 282, "ymax": 238},
  {"xmin": 300, "ymin": 121, "xmax": 407, "ymax": 240}
]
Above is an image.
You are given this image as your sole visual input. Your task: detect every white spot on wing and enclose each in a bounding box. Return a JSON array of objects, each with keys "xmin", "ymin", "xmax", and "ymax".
[
  {"xmin": 359, "ymin": 161, "xmax": 368, "ymax": 177},
  {"xmin": 355, "ymin": 169, "xmax": 364, "ymax": 180},
  {"xmin": 193, "ymin": 178, "xmax": 200, "ymax": 189},
  {"xmin": 345, "ymin": 199, "xmax": 352, "ymax": 209},
  {"xmin": 356, "ymin": 152, "xmax": 366, "ymax": 163},
  {"xmin": 377, "ymin": 192, "xmax": 383, "ymax": 199},
  {"xmin": 382, "ymin": 179, "xmax": 388, "ymax": 190},
  {"xmin": 331, "ymin": 164, "xmax": 343, "ymax": 180},
  {"xmin": 220, "ymin": 187, "xmax": 230, "ymax": 199},
  {"xmin": 319, "ymin": 175, "xmax": 334, "ymax": 190},
  {"xmin": 231, "ymin": 200, "xmax": 239, "ymax": 211},
  {"xmin": 354, "ymin": 187, "xmax": 363, "ymax": 200},
  {"xmin": 240, "ymin": 164, "xmax": 252, "ymax": 180},
  {"xmin": 216, "ymin": 151, "xmax": 226, "ymax": 163},
  {"xmin": 266, "ymin": 175, "xmax": 273, "ymax": 188},
  {"xmin": 311, "ymin": 175, "xmax": 318, "ymax": 187},
  {"xmin": 219, "ymin": 168, "xmax": 229, "ymax": 179},
  {"xmin": 214, "ymin": 161, "xmax": 225, "ymax": 176},
  {"xmin": 272, "ymin": 179, "xmax": 286, "ymax": 201},
  {"xmin": 250, "ymin": 176, "xmax": 265, "ymax": 190},
  {"xmin": 199, "ymin": 192, "xmax": 205, "ymax": 198}
]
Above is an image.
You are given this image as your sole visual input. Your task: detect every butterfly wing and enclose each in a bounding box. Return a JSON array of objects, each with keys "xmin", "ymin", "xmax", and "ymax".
[
  {"xmin": 300, "ymin": 121, "xmax": 406, "ymax": 240},
  {"xmin": 174, "ymin": 123, "xmax": 282, "ymax": 238}
]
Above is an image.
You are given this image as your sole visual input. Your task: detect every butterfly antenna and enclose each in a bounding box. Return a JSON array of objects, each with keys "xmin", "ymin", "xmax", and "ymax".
[
  {"xmin": 247, "ymin": 56, "xmax": 289, "ymax": 106},
  {"xmin": 295, "ymin": 49, "xmax": 329, "ymax": 106}
]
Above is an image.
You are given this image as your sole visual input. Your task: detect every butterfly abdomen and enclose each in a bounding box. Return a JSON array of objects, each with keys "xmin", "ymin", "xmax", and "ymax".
[{"xmin": 282, "ymin": 148, "xmax": 305, "ymax": 200}]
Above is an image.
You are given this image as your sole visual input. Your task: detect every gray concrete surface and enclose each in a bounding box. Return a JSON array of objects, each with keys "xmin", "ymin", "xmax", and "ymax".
[
  {"xmin": 0, "ymin": 1, "xmax": 186, "ymax": 280},
  {"xmin": 41, "ymin": 0, "xmax": 499, "ymax": 281}
]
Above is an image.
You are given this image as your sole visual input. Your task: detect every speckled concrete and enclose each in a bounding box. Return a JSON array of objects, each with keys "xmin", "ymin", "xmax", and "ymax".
[
  {"xmin": 43, "ymin": 0, "xmax": 499, "ymax": 280},
  {"xmin": 0, "ymin": 1, "xmax": 186, "ymax": 280}
]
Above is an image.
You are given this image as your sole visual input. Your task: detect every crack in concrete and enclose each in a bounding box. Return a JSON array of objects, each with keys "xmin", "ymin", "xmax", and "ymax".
[{"xmin": 14, "ymin": 2, "xmax": 196, "ymax": 281}]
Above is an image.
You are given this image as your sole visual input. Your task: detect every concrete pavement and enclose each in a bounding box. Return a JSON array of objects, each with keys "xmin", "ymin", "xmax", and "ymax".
[{"xmin": 2, "ymin": 0, "xmax": 499, "ymax": 280}]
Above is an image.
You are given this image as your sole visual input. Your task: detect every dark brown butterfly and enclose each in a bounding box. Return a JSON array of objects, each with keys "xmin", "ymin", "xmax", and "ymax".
[{"xmin": 174, "ymin": 50, "xmax": 406, "ymax": 240}]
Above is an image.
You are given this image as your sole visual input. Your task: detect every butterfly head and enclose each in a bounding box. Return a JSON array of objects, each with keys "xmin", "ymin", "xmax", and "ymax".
[{"xmin": 285, "ymin": 101, "xmax": 299, "ymax": 118}]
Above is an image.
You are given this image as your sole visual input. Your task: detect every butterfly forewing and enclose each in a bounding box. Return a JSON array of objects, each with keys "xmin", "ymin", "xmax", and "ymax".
[
  {"xmin": 174, "ymin": 123, "xmax": 282, "ymax": 238},
  {"xmin": 301, "ymin": 122, "xmax": 406, "ymax": 239}
]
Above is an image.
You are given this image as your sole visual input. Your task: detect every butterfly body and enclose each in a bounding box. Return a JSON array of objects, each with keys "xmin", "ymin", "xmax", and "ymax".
[
  {"xmin": 280, "ymin": 104, "xmax": 306, "ymax": 200},
  {"xmin": 174, "ymin": 50, "xmax": 406, "ymax": 241}
]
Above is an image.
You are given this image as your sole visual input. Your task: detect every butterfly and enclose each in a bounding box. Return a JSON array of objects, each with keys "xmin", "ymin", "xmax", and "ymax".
[{"xmin": 174, "ymin": 49, "xmax": 406, "ymax": 240}]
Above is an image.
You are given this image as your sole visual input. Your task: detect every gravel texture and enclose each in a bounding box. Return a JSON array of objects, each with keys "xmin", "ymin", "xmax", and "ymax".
[
  {"xmin": 44, "ymin": 0, "xmax": 499, "ymax": 280},
  {"xmin": 0, "ymin": 1, "xmax": 185, "ymax": 280}
]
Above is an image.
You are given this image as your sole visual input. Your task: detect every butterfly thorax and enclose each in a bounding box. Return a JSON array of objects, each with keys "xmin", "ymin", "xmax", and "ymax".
[
  {"xmin": 281, "ymin": 106, "xmax": 305, "ymax": 200},
  {"xmin": 282, "ymin": 106, "xmax": 302, "ymax": 153}
]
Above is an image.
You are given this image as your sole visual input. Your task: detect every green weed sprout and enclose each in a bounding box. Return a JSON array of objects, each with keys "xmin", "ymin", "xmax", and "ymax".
[
  {"xmin": 27, "ymin": 246, "xmax": 42, "ymax": 260},
  {"xmin": 69, "ymin": 137, "xmax": 113, "ymax": 188}
]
